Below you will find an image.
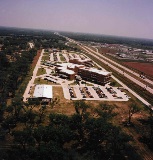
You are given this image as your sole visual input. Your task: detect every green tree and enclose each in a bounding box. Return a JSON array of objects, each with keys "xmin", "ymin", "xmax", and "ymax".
[
  {"xmin": 0, "ymin": 104, "xmax": 6, "ymax": 121},
  {"xmin": 1, "ymin": 116, "xmax": 16, "ymax": 134},
  {"xmin": 50, "ymin": 97, "xmax": 60, "ymax": 108},
  {"xmin": 128, "ymin": 103, "xmax": 141, "ymax": 124},
  {"xmin": 95, "ymin": 103, "xmax": 116, "ymax": 120},
  {"xmin": 13, "ymin": 127, "xmax": 35, "ymax": 150},
  {"xmin": 74, "ymin": 100, "xmax": 90, "ymax": 117},
  {"xmin": 106, "ymin": 126, "xmax": 132, "ymax": 158},
  {"xmin": 36, "ymin": 105, "xmax": 47, "ymax": 124}
]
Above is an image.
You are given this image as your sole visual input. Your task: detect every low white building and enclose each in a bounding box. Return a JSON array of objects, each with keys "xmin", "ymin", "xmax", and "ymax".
[{"xmin": 33, "ymin": 85, "xmax": 53, "ymax": 102}]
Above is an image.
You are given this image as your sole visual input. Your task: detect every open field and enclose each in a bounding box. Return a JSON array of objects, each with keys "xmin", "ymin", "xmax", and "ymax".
[
  {"xmin": 98, "ymin": 53, "xmax": 153, "ymax": 88},
  {"xmin": 123, "ymin": 62, "xmax": 153, "ymax": 77},
  {"xmin": 99, "ymin": 47, "xmax": 117, "ymax": 54},
  {"xmin": 52, "ymin": 86, "xmax": 76, "ymax": 115},
  {"xmin": 99, "ymin": 46, "xmax": 153, "ymax": 79}
]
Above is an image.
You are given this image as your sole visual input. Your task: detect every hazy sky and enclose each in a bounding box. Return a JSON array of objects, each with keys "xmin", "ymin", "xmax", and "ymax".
[{"xmin": 0, "ymin": 0, "xmax": 153, "ymax": 39}]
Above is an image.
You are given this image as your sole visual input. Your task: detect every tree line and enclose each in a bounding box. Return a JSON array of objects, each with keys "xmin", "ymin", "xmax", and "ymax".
[{"xmin": 0, "ymin": 49, "xmax": 36, "ymax": 105}]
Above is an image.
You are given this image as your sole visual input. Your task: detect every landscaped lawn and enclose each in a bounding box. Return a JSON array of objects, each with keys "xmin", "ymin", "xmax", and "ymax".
[
  {"xmin": 59, "ymin": 54, "xmax": 66, "ymax": 61},
  {"xmin": 42, "ymin": 55, "xmax": 49, "ymax": 61},
  {"xmin": 43, "ymin": 52, "xmax": 49, "ymax": 55},
  {"xmin": 36, "ymin": 68, "xmax": 46, "ymax": 76},
  {"xmin": 34, "ymin": 77, "xmax": 60, "ymax": 85}
]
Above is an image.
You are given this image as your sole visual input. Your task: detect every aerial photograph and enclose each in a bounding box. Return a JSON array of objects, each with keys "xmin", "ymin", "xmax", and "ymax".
[{"xmin": 0, "ymin": 0, "xmax": 153, "ymax": 159}]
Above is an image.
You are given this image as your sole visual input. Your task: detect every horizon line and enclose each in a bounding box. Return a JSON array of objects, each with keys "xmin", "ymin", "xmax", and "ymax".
[{"xmin": 0, "ymin": 25, "xmax": 153, "ymax": 41}]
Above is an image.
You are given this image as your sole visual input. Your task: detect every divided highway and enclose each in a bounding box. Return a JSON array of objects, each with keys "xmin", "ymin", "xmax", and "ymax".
[{"xmin": 87, "ymin": 46, "xmax": 153, "ymax": 86}]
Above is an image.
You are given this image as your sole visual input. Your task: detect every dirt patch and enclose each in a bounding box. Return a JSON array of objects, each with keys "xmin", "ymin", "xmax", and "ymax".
[
  {"xmin": 32, "ymin": 50, "xmax": 41, "ymax": 67},
  {"xmin": 123, "ymin": 62, "xmax": 153, "ymax": 77},
  {"xmin": 99, "ymin": 47, "xmax": 117, "ymax": 54},
  {"xmin": 52, "ymin": 86, "xmax": 76, "ymax": 115}
]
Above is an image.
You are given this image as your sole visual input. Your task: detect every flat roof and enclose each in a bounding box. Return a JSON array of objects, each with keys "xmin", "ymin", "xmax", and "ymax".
[
  {"xmin": 56, "ymin": 63, "xmax": 71, "ymax": 67},
  {"xmin": 81, "ymin": 67, "xmax": 111, "ymax": 76},
  {"xmin": 56, "ymin": 62, "xmax": 111, "ymax": 76},
  {"xmin": 60, "ymin": 69, "xmax": 75, "ymax": 75},
  {"xmin": 70, "ymin": 58, "xmax": 91, "ymax": 62},
  {"xmin": 56, "ymin": 63, "xmax": 84, "ymax": 69},
  {"xmin": 67, "ymin": 63, "xmax": 84, "ymax": 68},
  {"xmin": 33, "ymin": 85, "xmax": 53, "ymax": 99}
]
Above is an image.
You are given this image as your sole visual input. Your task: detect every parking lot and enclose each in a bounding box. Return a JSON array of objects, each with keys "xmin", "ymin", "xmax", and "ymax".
[{"xmin": 63, "ymin": 85, "xmax": 129, "ymax": 101}]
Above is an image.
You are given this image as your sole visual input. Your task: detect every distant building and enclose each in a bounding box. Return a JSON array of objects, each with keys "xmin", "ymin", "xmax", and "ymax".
[
  {"xmin": 52, "ymin": 48, "xmax": 58, "ymax": 53},
  {"xmin": 69, "ymin": 58, "xmax": 94, "ymax": 67},
  {"xmin": 119, "ymin": 53, "xmax": 127, "ymax": 58}
]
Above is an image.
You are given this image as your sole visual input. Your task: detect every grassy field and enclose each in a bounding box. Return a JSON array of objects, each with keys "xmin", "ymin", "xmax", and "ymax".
[
  {"xmin": 51, "ymin": 86, "xmax": 76, "ymax": 115},
  {"xmin": 34, "ymin": 77, "xmax": 60, "ymax": 85},
  {"xmin": 43, "ymin": 52, "xmax": 49, "ymax": 56},
  {"xmin": 110, "ymin": 78, "xmax": 122, "ymax": 87},
  {"xmin": 42, "ymin": 55, "xmax": 49, "ymax": 61},
  {"xmin": 36, "ymin": 68, "xmax": 46, "ymax": 76},
  {"xmin": 59, "ymin": 53, "xmax": 66, "ymax": 61}
]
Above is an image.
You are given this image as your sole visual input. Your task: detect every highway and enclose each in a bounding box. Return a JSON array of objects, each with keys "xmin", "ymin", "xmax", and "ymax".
[{"xmin": 88, "ymin": 46, "xmax": 153, "ymax": 86}]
